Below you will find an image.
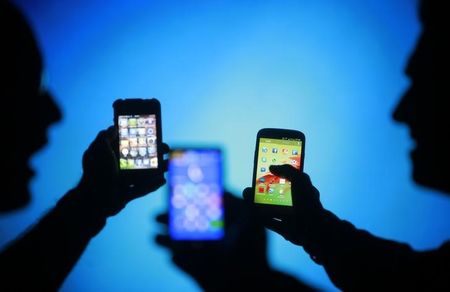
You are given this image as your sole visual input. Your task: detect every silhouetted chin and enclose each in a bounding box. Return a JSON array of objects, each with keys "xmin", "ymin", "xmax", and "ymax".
[
  {"xmin": 411, "ymin": 149, "xmax": 450, "ymax": 195},
  {"xmin": 1, "ymin": 165, "xmax": 34, "ymax": 212},
  {"xmin": 0, "ymin": 191, "xmax": 31, "ymax": 213}
]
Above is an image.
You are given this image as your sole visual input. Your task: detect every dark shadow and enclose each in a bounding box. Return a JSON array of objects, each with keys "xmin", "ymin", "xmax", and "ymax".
[
  {"xmin": 0, "ymin": 1, "xmax": 167, "ymax": 290},
  {"xmin": 156, "ymin": 190, "xmax": 318, "ymax": 291},
  {"xmin": 242, "ymin": 1, "xmax": 450, "ymax": 290}
]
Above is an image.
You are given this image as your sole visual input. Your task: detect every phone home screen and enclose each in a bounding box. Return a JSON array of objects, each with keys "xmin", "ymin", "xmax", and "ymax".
[
  {"xmin": 118, "ymin": 114, "xmax": 158, "ymax": 169},
  {"xmin": 254, "ymin": 138, "xmax": 302, "ymax": 206},
  {"xmin": 169, "ymin": 149, "xmax": 224, "ymax": 240}
]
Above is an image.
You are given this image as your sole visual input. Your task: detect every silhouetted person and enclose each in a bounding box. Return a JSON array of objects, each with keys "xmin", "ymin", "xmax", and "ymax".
[
  {"xmin": 155, "ymin": 191, "xmax": 318, "ymax": 291},
  {"xmin": 244, "ymin": 0, "xmax": 450, "ymax": 290},
  {"xmin": 0, "ymin": 1, "xmax": 167, "ymax": 290}
]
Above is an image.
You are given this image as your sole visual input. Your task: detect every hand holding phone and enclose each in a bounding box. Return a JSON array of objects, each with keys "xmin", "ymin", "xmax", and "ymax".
[
  {"xmin": 113, "ymin": 98, "xmax": 163, "ymax": 187},
  {"xmin": 251, "ymin": 128, "xmax": 305, "ymax": 213}
]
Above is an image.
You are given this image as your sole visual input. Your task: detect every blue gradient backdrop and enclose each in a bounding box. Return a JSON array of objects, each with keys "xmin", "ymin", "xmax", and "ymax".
[{"xmin": 2, "ymin": 0, "xmax": 450, "ymax": 291}]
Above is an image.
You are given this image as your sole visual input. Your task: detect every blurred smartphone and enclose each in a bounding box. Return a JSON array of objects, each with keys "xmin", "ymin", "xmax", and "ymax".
[
  {"xmin": 252, "ymin": 128, "xmax": 305, "ymax": 212},
  {"xmin": 113, "ymin": 98, "xmax": 163, "ymax": 184},
  {"xmin": 168, "ymin": 148, "xmax": 224, "ymax": 241}
]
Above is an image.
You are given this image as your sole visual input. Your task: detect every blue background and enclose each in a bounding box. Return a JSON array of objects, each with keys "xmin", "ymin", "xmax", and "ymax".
[{"xmin": 2, "ymin": 0, "xmax": 450, "ymax": 291}]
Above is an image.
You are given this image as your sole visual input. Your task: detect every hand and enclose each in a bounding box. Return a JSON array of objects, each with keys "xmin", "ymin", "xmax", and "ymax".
[
  {"xmin": 243, "ymin": 164, "xmax": 324, "ymax": 246},
  {"xmin": 79, "ymin": 126, "xmax": 168, "ymax": 216},
  {"xmin": 154, "ymin": 192, "xmax": 269, "ymax": 290}
]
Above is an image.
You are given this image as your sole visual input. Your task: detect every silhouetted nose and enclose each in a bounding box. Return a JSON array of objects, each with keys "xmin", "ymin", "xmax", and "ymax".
[
  {"xmin": 392, "ymin": 88, "xmax": 412, "ymax": 124},
  {"xmin": 41, "ymin": 90, "xmax": 62, "ymax": 125}
]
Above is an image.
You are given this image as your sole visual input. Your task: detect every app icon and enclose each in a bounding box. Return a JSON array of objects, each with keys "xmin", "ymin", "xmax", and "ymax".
[
  {"xmin": 130, "ymin": 148, "xmax": 138, "ymax": 157},
  {"xmin": 128, "ymin": 118, "xmax": 137, "ymax": 127},
  {"xmin": 150, "ymin": 157, "xmax": 158, "ymax": 167},
  {"xmin": 260, "ymin": 167, "xmax": 266, "ymax": 172},
  {"xmin": 258, "ymin": 186, "xmax": 265, "ymax": 193},
  {"xmin": 118, "ymin": 117, "xmax": 128, "ymax": 128},
  {"xmin": 261, "ymin": 157, "xmax": 267, "ymax": 162},
  {"xmin": 268, "ymin": 187, "xmax": 274, "ymax": 194},
  {"xmin": 279, "ymin": 178, "xmax": 286, "ymax": 184},
  {"xmin": 282, "ymin": 148, "xmax": 289, "ymax": 154},
  {"xmin": 137, "ymin": 128, "xmax": 146, "ymax": 136},
  {"xmin": 272, "ymin": 158, "xmax": 277, "ymax": 163},
  {"xmin": 291, "ymin": 159, "xmax": 298, "ymax": 166},
  {"xmin": 292, "ymin": 149, "xmax": 298, "ymax": 155},
  {"xmin": 272, "ymin": 148, "xmax": 278, "ymax": 153},
  {"xmin": 121, "ymin": 147, "xmax": 129, "ymax": 157},
  {"xmin": 120, "ymin": 128, "xmax": 129, "ymax": 137},
  {"xmin": 259, "ymin": 177, "xmax": 266, "ymax": 183},
  {"xmin": 129, "ymin": 128, "xmax": 138, "ymax": 136},
  {"xmin": 262, "ymin": 147, "xmax": 268, "ymax": 153}
]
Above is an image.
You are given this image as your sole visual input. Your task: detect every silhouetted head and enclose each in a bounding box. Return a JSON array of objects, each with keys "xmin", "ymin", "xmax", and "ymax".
[
  {"xmin": 0, "ymin": 1, "xmax": 62, "ymax": 212},
  {"xmin": 393, "ymin": 0, "xmax": 450, "ymax": 194}
]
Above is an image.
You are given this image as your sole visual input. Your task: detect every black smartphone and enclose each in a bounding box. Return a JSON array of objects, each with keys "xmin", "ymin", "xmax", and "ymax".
[
  {"xmin": 252, "ymin": 128, "xmax": 305, "ymax": 212},
  {"xmin": 168, "ymin": 147, "xmax": 225, "ymax": 241},
  {"xmin": 113, "ymin": 98, "xmax": 163, "ymax": 184}
]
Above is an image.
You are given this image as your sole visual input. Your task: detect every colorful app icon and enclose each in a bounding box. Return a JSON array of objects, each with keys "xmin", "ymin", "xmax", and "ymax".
[
  {"xmin": 262, "ymin": 147, "xmax": 268, "ymax": 153},
  {"xmin": 129, "ymin": 138, "xmax": 138, "ymax": 147},
  {"xmin": 272, "ymin": 158, "xmax": 277, "ymax": 163},
  {"xmin": 282, "ymin": 148, "xmax": 289, "ymax": 154},
  {"xmin": 279, "ymin": 178, "xmax": 286, "ymax": 184},
  {"xmin": 272, "ymin": 148, "xmax": 278, "ymax": 153},
  {"xmin": 258, "ymin": 186, "xmax": 265, "ymax": 193},
  {"xmin": 121, "ymin": 147, "xmax": 129, "ymax": 157},
  {"xmin": 292, "ymin": 149, "xmax": 298, "ymax": 155},
  {"xmin": 128, "ymin": 118, "xmax": 137, "ymax": 127},
  {"xmin": 261, "ymin": 157, "xmax": 267, "ymax": 162},
  {"xmin": 150, "ymin": 157, "xmax": 158, "ymax": 167},
  {"xmin": 291, "ymin": 159, "xmax": 298, "ymax": 166},
  {"xmin": 118, "ymin": 117, "xmax": 128, "ymax": 128},
  {"xmin": 268, "ymin": 187, "xmax": 274, "ymax": 194},
  {"xmin": 130, "ymin": 148, "xmax": 138, "ymax": 157},
  {"xmin": 137, "ymin": 128, "xmax": 146, "ymax": 136},
  {"xmin": 137, "ymin": 118, "xmax": 146, "ymax": 127},
  {"xmin": 120, "ymin": 128, "xmax": 129, "ymax": 137},
  {"xmin": 260, "ymin": 167, "xmax": 266, "ymax": 172},
  {"xmin": 259, "ymin": 177, "xmax": 266, "ymax": 183},
  {"xmin": 129, "ymin": 128, "xmax": 137, "ymax": 136},
  {"xmin": 146, "ymin": 127, "xmax": 154, "ymax": 136}
]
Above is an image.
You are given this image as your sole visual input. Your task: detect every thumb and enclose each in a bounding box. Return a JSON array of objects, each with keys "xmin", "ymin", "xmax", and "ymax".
[{"xmin": 269, "ymin": 164, "xmax": 299, "ymax": 182}]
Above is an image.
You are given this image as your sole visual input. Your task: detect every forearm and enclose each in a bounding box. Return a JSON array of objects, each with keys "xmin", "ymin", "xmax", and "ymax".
[
  {"xmin": 0, "ymin": 185, "xmax": 108, "ymax": 291},
  {"xmin": 303, "ymin": 209, "xmax": 418, "ymax": 291}
]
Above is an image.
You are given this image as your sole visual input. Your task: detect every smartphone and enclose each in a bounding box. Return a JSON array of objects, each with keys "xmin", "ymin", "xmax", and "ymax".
[
  {"xmin": 168, "ymin": 147, "xmax": 224, "ymax": 241},
  {"xmin": 113, "ymin": 98, "xmax": 163, "ymax": 184},
  {"xmin": 252, "ymin": 128, "xmax": 305, "ymax": 210}
]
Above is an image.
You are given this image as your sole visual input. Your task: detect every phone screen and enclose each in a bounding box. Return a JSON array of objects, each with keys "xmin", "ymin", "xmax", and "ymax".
[
  {"xmin": 254, "ymin": 137, "xmax": 303, "ymax": 206},
  {"xmin": 168, "ymin": 149, "xmax": 224, "ymax": 241},
  {"xmin": 118, "ymin": 114, "xmax": 158, "ymax": 170}
]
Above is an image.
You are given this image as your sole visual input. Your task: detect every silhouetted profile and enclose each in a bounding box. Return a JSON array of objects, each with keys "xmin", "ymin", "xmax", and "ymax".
[
  {"xmin": 0, "ymin": 1, "xmax": 167, "ymax": 290},
  {"xmin": 156, "ymin": 191, "xmax": 318, "ymax": 291},
  {"xmin": 244, "ymin": 0, "xmax": 450, "ymax": 290}
]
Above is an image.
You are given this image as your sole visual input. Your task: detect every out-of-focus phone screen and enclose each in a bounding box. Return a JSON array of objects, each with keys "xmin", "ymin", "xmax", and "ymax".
[
  {"xmin": 168, "ymin": 149, "xmax": 224, "ymax": 240},
  {"xmin": 118, "ymin": 114, "xmax": 158, "ymax": 170}
]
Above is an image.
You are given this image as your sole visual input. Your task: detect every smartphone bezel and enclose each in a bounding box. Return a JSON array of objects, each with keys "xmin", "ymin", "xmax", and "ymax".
[
  {"xmin": 252, "ymin": 128, "xmax": 305, "ymax": 215},
  {"xmin": 113, "ymin": 98, "xmax": 163, "ymax": 183},
  {"xmin": 167, "ymin": 146, "xmax": 225, "ymax": 243}
]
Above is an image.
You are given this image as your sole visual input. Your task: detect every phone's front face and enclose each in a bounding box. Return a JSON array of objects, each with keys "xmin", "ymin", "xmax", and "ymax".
[
  {"xmin": 168, "ymin": 149, "xmax": 224, "ymax": 241},
  {"xmin": 254, "ymin": 137, "xmax": 303, "ymax": 206},
  {"xmin": 118, "ymin": 114, "xmax": 158, "ymax": 170}
]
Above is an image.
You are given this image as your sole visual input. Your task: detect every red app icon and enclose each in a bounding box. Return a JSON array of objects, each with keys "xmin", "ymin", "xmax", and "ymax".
[{"xmin": 258, "ymin": 186, "xmax": 265, "ymax": 193}]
